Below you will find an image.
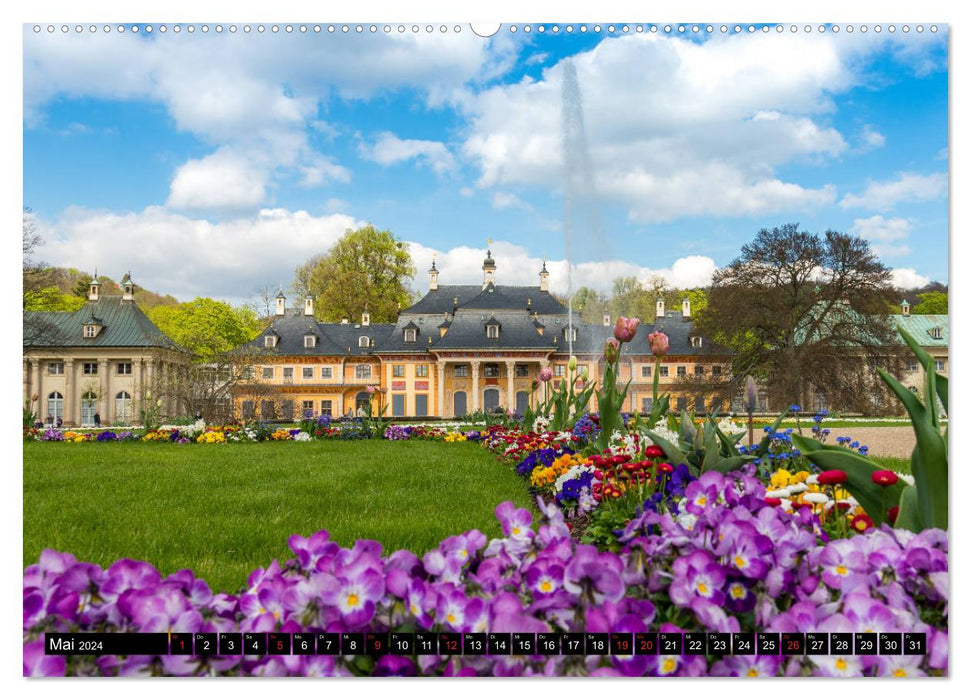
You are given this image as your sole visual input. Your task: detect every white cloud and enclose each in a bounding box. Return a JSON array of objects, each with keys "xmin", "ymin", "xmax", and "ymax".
[
  {"xmin": 460, "ymin": 32, "xmax": 870, "ymax": 223},
  {"xmin": 406, "ymin": 240, "xmax": 717, "ymax": 296},
  {"xmin": 839, "ymin": 172, "xmax": 947, "ymax": 210},
  {"xmin": 167, "ymin": 150, "xmax": 268, "ymax": 212},
  {"xmin": 890, "ymin": 268, "xmax": 931, "ymax": 289},
  {"xmin": 490, "ymin": 192, "xmax": 528, "ymax": 210},
  {"xmin": 359, "ymin": 132, "xmax": 456, "ymax": 175},
  {"xmin": 850, "ymin": 215, "xmax": 913, "ymax": 258},
  {"xmin": 35, "ymin": 206, "xmax": 365, "ymax": 301},
  {"xmin": 860, "ymin": 124, "xmax": 886, "ymax": 149}
]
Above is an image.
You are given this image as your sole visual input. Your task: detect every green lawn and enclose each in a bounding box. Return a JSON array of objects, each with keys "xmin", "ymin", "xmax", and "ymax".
[{"xmin": 24, "ymin": 440, "xmax": 531, "ymax": 593}]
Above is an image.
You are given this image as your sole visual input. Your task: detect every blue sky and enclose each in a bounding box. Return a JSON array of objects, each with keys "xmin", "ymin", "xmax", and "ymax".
[{"xmin": 23, "ymin": 23, "xmax": 949, "ymax": 305}]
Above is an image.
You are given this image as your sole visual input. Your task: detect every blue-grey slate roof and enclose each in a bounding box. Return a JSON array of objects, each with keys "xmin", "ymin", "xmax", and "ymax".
[{"xmin": 402, "ymin": 283, "xmax": 567, "ymax": 315}]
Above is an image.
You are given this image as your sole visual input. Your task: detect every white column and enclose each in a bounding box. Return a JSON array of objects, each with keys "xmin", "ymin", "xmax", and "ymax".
[
  {"xmin": 99, "ymin": 358, "xmax": 109, "ymax": 424},
  {"xmin": 437, "ymin": 361, "xmax": 446, "ymax": 417},
  {"xmin": 505, "ymin": 360, "xmax": 516, "ymax": 411},
  {"xmin": 31, "ymin": 360, "xmax": 42, "ymax": 421},
  {"xmin": 470, "ymin": 360, "xmax": 481, "ymax": 412},
  {"xmin": 65, "ymin": 360, "xmax": 76, "ymax": 425}
]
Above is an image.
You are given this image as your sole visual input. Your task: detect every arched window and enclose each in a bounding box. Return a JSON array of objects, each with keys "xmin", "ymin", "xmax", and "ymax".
[
  {"xmin": 81, "ymin": 391, "xmax": 98, "ymax": 426},
  {"xmin": 47, "ymin": 391, "xmax": 64, "ymax": 422},
  {"xmin": 115, "ymin": 391, "xmax": 132, "ymax": 424},
  {"xmin": 359, "ymin": 336, "xmax": 370, "ymax": 348}
]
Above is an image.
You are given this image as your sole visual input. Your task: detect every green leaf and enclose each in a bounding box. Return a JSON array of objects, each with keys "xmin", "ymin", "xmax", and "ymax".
[
  {"xmin": 798, "ymin": 446, "xmax": 905, "ymax": 526},
  {"xmin": 644, "ymin": 430, "xmax": 688, "ymax": 469},
  {"xmin": 898, "ymin": 325, "xmax": 935, "ymax": 370},
  {"xmin": 707, "ymin": 455, "xmax": 754, "ymax": 474},
  {"xmin": 680, "ymin": 411, "xmax": 696, "ymax": 445},
  {"xmin": 894, "ymin": 484, "xmax": 923, "ymax": 533}
]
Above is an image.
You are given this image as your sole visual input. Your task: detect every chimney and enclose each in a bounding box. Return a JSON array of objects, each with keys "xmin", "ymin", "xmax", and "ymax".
[
  {"xmin": 304, "ymin": 297, "xmax": 314, "ymax": 316},
  {"xmin": 341, "ymin": 318, "xmax": 349, "ymax": 325},
  {"xmin": 603, "ymin": 313, "xmax": 611, "ymax": 327},
  {"xmin": 275, "ymin": 288, "xmax": 286, "ymax": 316},
  {"xmin": 121, "ymin": 271, "xmax": 135, "ymax": 302},
  {"xmin": 88, "ymin": 272, "xmax": 101, "ymax": 301},
  {"xmin": 656, "ymin": 297, "xmax": 665, "ymax": 319},
  {"xmin": 901, "ymin": 299, "xmax": 911, "ymax": 317},
  {"xmin": 362, "ymin": 310, "xmax": 370, "ymax": 326},
  {"xmin": 429, "ymin": 258, "xmax": 439, "ymax": 292},
  {"xmin": 682, "ymin": 296, "xmax": 691, "ymax": 319},
  {"xmin": 539, "ymin": 259, "xmax": 549, "ymax": 292}
]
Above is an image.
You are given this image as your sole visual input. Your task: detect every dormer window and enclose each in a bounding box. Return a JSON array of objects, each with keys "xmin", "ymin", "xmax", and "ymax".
[
  {"xmin": 566, "ymin": 327, "xmax": 578, "ymax": 342},
  {"xmin": 304, "ymin": 335, "xmax": 316, "ymax": 348},
  {"xmin": 931, "ymin": 327, "xmax": 943, "ymax": 340},
  {"xmin": 83, "ymin": 324, "xmax": 100, "ymax": 338},
  {"xmin": 404, "ymin": 328, "xmax": 417, "ymax": 343},
  {"xmin": 359, "ymin": 335, "xmax": 370, "ymax": 348},
  {"xmin": 264, "ymin": 336, "xmax": 277, "ymax": 348},
  {"xmin": 690, "ymin": 336, "xmax": 703, "ymax": 348},
  {"xmin": 486, "ymin": 324, "xmax": 499, "ymax": 339}
]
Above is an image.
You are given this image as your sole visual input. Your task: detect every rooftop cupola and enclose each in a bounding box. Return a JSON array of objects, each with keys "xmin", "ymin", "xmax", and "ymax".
[
  {"xmin": 482, "ymin": 249, "xmax": 496, "ymax": 289},
  {"xmin": 429, "ymin": 257, "xmax": 439, "ymax": 291},
  {"xmin": 603, "ymin": 313, "xmax": 611, "ymax": 326},
  {"xmin": 275, "ymin": 288, "xmax": 286, "ymax": 316},
  {"xmin": 304, "ymin": 296, "xmax": 314, "ymax": 317},
  {"xmin": 682, "ymin": 296, "xmax": 691, "ymax": 319},
  {"xmin": 362, "ymin": 310, "xmax": 371, "ymax": 326},
  {"xmin": 88, "ymin": 272, "xmax": 101, "ymax": 301},
  {"xmin": 539, "ymin": 259, "xmax": 549, "ymax": 292},
  {"xmin": 121, "ymin": 271, "xmax": 135, "ymax": 302},
  {"xmin": 656, "ymin": 297, "xmax": 665, "ymax": 319},
  {"xmin": 901, "ymin": 299, "xmax": 911, "ymax": 317}
]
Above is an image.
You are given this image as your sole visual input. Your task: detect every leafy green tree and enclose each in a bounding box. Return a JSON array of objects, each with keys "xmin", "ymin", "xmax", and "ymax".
[
  {"xmin": 571, "ymin": 286, "xmax": 608, "ymax": 324},
  {"xmin": 292, "ymin": 225, "xmax": 415, "ymax": 323},
  {"xmin": 24, "ymin": 286, "xmax": 86, "ymax": 312},
  {"xmin": 608, "ymin": 276, "xmax": 654, "ymax": 321},
  {"xmin": 148, "ymin": 298, "xmax": 262, "ymax": 362},
  {"xmin": 912, "ymin": 291, "xmax": 947, "ymax": 315}
]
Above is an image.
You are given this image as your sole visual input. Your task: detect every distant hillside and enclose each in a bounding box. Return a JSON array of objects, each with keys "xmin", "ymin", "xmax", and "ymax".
[{"xmin": 41, "ymin": 267, "xmax": 179, "ymax": 310}]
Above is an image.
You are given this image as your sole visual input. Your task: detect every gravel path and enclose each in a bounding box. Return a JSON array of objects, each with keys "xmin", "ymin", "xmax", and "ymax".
[{"xmin": 817, "ymin": 426, "xmax": 937, "ymax": 458}]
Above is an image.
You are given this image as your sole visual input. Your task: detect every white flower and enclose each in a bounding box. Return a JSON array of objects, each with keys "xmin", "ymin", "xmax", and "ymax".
[
  {"xmin": 765, "ymin": 489, "xmax": 789, "ymax": 499},
  {"xmin": 554, "ymin": 464, "xmax": 595, "ymax": 492},
  {"xmin": 778, "ymin": 498, "xmax": 793, "ymax": 511},
  {"xmin": 803, "ymin": 492, "xmax": 830, "ymax": 504},
  {"xmin": 293, "ymin": 432, "xmax": 311, "ymax": 442},
  {"xmin": 806, "ymin": 474, "xmax": 819, "ymax": 485},
  {"xmin": 787, "ymin": 483, "xmax": 808, "ymax": 495}
]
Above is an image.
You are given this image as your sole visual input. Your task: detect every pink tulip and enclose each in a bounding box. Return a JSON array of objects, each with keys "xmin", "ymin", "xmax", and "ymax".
[
  {"xmin": 648, "ymin": 330, "xmax": 669, "ymax": 357},
  {"xmin": 604, "ymin": 338, "xmax": 620, "ymax": 364},
  {"xmin": 539, "ymin": 367, "xmax": 554, "ymax": 383},
  {"xmin": 366, "ymin": 385, "xmax": 377, "ymax": 394},
  {"xmin": 613, "ymin": 316, "xmax": 640, "ymax": 343}
]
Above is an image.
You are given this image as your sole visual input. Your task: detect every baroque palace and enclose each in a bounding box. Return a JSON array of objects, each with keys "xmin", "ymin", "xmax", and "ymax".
[{"xmin": 233, "ymin": 252, "xmax": 733, "ymax": 421}]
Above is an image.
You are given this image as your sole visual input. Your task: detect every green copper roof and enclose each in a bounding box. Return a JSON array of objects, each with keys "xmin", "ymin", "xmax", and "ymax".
[
  {"xmin": 890, "ymin": 314, "xmax": 949, "ymax": 346},
  {"xmin": 24, "ymin": 296, "xmax": 186, "ymax": 351}
]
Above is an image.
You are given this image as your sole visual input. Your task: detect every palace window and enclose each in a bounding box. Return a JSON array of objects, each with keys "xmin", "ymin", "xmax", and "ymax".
[
  {"xmin": 359, "ymin": 336, "xmax": 370, "ymax": 348},
  {"xmin": 484, "ymin": 363, "xmax": 500, "ymax": 378},
  {"xmin": 321, "ymin": 366, "xmax": 333, "ymax": 379},
  {"xmin": 264, "ymin": 335, "xmax": 277, "ymax": 348},
  {"xmin": 907, "ymin": 360, "xmax": 918, "ymax": 372},
  {"xmin": 47, "ymin": 391, "xmax": 64, "ymax": 421},
  {"xmin": 554, "ymin": 365, "xmax": 566, "ymax": 377},
  {"xmin": 304, "ymin": 335, "xmax": 316, "ymax": 348},
  {"xmin": 320, "ymin": 400, "xmax": 333, "ymax": 416},
  {"xmin": 262, "ymin": 367, "xmax": 274, "ymax": 380},
  {"xmin": 283, "ymin": 367, "xmax": 294, "ymax": 382},
  {"xmin": 712, "ymin": 365, "xmax": 722, "ymax": 377},
  {"xmin": 454, "ymin": 364, "xmax": 469, "ymax": 378},
  {"xmin": 515, "ymin": 364, "xmax": 530, "ymax": 378},
  {"xmin": 241, "ymin": 401, "xmax": 255, "ymax": 420},
  {"xmin": 935, "ymin": 360, "xmax": 946, "ymax": 372},
  {"xmin": 566, "ymin": 327, "xmax": 578, "ymax": 342},
  {"xmin": 659, "ymin": 366, "xmax": 669, "ymax": 378},
  {"xmin": 931, "ymin": 327, "xmax": 943, "ymax": 340},
  {"xmin": 404, "ymin": 328, "xmax": 417, "ymax": 343},
  {"xmin": 677, "ymin": 366, "xmax": 687, "ymax": 377},
  {"xmin": 47, "ymin": 362, "xmax": 64, "ymax": 375},
  {"xmin": 83, "ymin": 324, "xmax": 99, "ymax": 338},
  {"xmin": 117, "ymin": 362, "xmax": 132, "ymax": 375},
  {"xmin": 82, "ymin": 362, "xmax": 98, "ymax": 375},
  {"xmin": 641, "ymin": 397, "xmax": 654, "ymax": 412},
  {"xmin": 302, "ymin": 400, "xmax": 315, "ymax": 416},
  {"xmin": 393, "ymin": 365, "xmax": 405, "ymax": 378},
  {"xmin": 356, "ymin": 364, "xmax": 372, "ymax": 380},
  {"xmin": 486, "ymin": 324, "xmax": 500, "ymax": 339},
  {"xmin": 641, "ymin": 365, "xmax": 652, "ymax": 378},
  {"xmin": 676, "ymin": 396, "xmax": 688, "ymax": 411},
  {"xmin": 416, "ymin": 365, "xmax": 429, "ymax": 378},
  {"xmin": 694, "ymin": 365, "xmax": 705, "ymax": 377},
  {"xmin": 690, "ymin": 336, "xmax": 703, "ymax": 348},
  {"xmin": 115, "ymin": 391, "xmax": 132, "ymax": 423},
  {"xmin": 302, "ymin": 367, "xmax": 314, "ymax": 379}
]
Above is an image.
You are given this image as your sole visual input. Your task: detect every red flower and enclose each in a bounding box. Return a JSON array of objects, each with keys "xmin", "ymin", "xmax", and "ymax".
[
  {"xmin": 817, "ymin": 470, "xmax": 847, "ymax": 485},
  {"xmin": 871, "ymin": 470, "xmax": 899, "ymax": 487},
  {"xmin": 657, "ymin": 462, "xmax": 674, "ymax": 474},
  {"xmin": 851, "ymin": 513, "xmax": 874, "ymax": 532},
  {"xmin": 764, "ymin": 497, "xmax": 782, "ymax": 507},
  {"xmin": 835, "ymin": 502, "xmax": 852, "ymax": 512},
  {"xmin": 644, "ymin": 445, "xmax": 664, "ymax": 459},
  {"xmin": 888, "ymin": 506, "xmax": 900, "ymax": 524}
]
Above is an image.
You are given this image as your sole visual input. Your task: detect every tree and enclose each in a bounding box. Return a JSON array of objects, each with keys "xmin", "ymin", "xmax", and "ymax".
[
  {"xmin": 571, "ymin": 286, "xmax": 608, "ymax": 324},
  {"xmin": 608, "ymin": 276, "xmax": 654, "ymax": 322},
  {"xmin": 292, "ymin": 225, "xmax": 415, "ymax": 323},
  {"xmin": 147, "ymin": 298, "xmax": 263, "ymax": 363},
  {"xmin": 695, "ymin": 223, "xmax": 905, "ymax": 413},
  {"xmin": 24, "ymin": 286, "xmax": 86, "ymax": 312},
  {"xmin": 912, "ymin": 291, "xmax": 947, "ymax": 315}
]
